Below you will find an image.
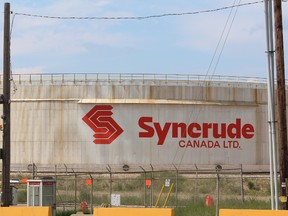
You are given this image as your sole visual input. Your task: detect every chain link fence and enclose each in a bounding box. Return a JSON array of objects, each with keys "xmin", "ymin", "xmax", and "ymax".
[{"xmin": 6, "ymin": 164, "xmax": 271, "ymax": 212}]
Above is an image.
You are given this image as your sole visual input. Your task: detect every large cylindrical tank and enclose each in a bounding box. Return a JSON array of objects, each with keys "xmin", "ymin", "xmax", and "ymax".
[{"xmin": 1, "ymin": 73, "xmax": 275, "ymax": 172}]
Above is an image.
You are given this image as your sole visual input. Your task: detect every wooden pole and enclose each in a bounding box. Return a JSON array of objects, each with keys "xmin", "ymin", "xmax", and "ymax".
[
  {"xmin": 273, "ymin": 0, "xmax": 288, "ymax": 210},
  {"xmin": 2, "ymin": 2, "xmax": 11, "ymax": 207}
]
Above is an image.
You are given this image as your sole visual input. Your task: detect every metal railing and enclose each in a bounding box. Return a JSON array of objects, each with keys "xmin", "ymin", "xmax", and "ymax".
[{"xmin": 6, "ymin": 73, "xmax": 268, "ymax": 86}]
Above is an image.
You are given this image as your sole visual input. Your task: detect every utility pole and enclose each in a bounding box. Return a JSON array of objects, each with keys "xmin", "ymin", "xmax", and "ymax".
[
  {"xmin": 264, "ymin": 0, "xmax": 278, "ymax": 209},
  {"xmin": 273, "ymin": 0, "xmax": 288, "ymax": 210},
  {"xmin": 1, "ymin": 2, "xmax": 11, "ymax": 207}
]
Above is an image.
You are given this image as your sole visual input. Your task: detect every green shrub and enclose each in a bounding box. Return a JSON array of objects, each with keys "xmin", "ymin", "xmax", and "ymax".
[
  {"xmin": 248, "ymin": 181, "xmax": 255, "ymax": 190},
  {"xmin": 17, "ymin": 190, "xmax": 27, "ymax": 203}
]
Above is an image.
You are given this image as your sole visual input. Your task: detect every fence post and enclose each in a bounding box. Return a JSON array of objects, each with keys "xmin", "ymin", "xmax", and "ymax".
[
  {"xmin": 64, "ymin": 164, "xmax": 68, "ymax": 211},
  {"xmin": 140, "ymin": 166, "xmax": 147, "ymax": 207},
  {"xmin": 216, "ymin": 172, "xmax": 220, "ymax": 216},
  {"xmin": 240, "ymin": 164, "xmax": 244, "ymax": 202},
  {"xmin": 89, "ymin": 173, "xmax": 93, "ymax": 214},
  {"xmin": 72, "ymin": 169, "xmax": 77, "ymax": 212},
  {"xmin": 150, "ymin": 165, "xmax": 154, "ymax": 207},
  {"xmin": 173, "ymin": 164, "xmax": 178, "ymax": 207},
  {"xmin": 194, "ymin": 164, "xmax": 199, "ymax": 203},
  {"xmin": 215, "ymin": 165, "xmax": 222, "ymax": 216},
  {"xmin": 107, "ymin": 165, "xmax": 112, "ymax": 205}
]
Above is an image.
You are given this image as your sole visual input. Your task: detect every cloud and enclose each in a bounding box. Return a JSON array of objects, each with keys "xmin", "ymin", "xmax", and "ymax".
[
  {"xmin": 44, "ymin": 0, "xmax": 113, "ymax": 16},
  {"xmin": 11, "ymin": 24, "xmax": 140, "ymax": 56},
  {"xmin": 12, "ymin": 66, "xmax": 45, "ymax": 74},
  {"xmin": 175, "ymin": 5, "xmax": 265, "ymax": 52},
  {"xmin": 0, "ymin": 66, "xmax": 45, "ymax": 76},
  {"xmin": 9, "ymin": 0, "xmax": 140, "ymax": 56}
]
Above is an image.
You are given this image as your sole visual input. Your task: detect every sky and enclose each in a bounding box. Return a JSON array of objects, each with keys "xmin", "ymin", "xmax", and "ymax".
[{"xmin": 0, "ymin": 0, "xmax": 287, "ymax": 78}]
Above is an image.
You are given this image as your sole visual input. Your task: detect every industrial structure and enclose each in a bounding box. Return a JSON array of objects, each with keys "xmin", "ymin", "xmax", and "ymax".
[{"xmin": 0, "ymin": 73, "xmax": 278, "ymax": 173}]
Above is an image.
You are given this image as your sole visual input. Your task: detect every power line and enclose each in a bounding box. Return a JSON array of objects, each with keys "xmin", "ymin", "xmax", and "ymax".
[
  {"xmin": 173, "ymin": 0, "xmax": 242, "ymax": 167},
  {"xmin": 211, "ymin": 0, "xmax": 241, "ymax": 76},
  {"xmin": 12, "ymin": 1, "xmax": 263, "ymax": 20}
]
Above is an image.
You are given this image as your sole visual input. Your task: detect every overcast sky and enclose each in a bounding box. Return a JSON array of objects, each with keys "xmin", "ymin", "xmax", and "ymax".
[{"xmin": 0, "ymin": 0, "xmax": 287, "ymax": 78}]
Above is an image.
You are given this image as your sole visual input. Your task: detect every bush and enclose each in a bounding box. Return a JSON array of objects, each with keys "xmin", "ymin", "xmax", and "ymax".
[{"xmin": 17, "ymin": 190, "xmax": 27, "ymax": 203}]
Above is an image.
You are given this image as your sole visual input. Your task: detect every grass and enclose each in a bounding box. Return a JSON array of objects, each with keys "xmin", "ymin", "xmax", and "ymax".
[
  {"xmin": 55, "ymin": 199, "xmax": 271, "ymax": 216},
  {"xmin": 174, "ymin": 198, "xmax": 270, "ymax": 216},
  {"xmin": 3, "ymin": 172, "xmax": 274, "ymax": 216},
  {"xmin": 56, "ymin": 210, "xmax": 77, "ymax": 216}
]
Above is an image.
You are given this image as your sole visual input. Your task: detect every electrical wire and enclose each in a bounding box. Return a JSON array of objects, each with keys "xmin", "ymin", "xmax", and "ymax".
[
  {"xmin": 206, "ymin": 0, "xmax": 241, "ymax": 79},
  {"xmin": 11, "ymin": 1, "xmax": 263, "ymax": 20},
  {"xmin": 211, "ymin": 0, "xmax": 241, "ymax": 76},
  {"xmin": 172, "ymin": 0, "xmax": 242, "ymax": 168}
]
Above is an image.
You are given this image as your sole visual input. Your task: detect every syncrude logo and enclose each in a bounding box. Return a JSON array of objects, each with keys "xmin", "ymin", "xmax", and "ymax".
[
  {"xmin": 82, "ymin": 105, "xmax": 123, "ymax": 144},
  {"xmin": 138, "ymin": 117, "xmax": 255, "ymax": 147}
]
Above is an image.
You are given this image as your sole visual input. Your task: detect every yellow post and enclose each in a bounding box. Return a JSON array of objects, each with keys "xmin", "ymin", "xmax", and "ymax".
[
  {"xmin": 155, "ymin": 184, "xmax": 165, "ymax": 207},
  {"xmin": 220, "ymin": 209, "xmax": 288, "ymax": 216},
  {"xmin": 93, "ymin": 208, "xmax": 174, "ymax": 216},
  {"xmin": 0, "ymin": 207, "xmax": 52, "ymax": 216},
  {"xmin": 163, "ymin": 183, "xmax": 174, "ymax": 208}
]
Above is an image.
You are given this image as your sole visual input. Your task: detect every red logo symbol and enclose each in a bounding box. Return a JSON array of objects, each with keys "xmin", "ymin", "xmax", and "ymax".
[{"xmin": 82, "ymin": 105, "xmax": 123, "ymax": 144}]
